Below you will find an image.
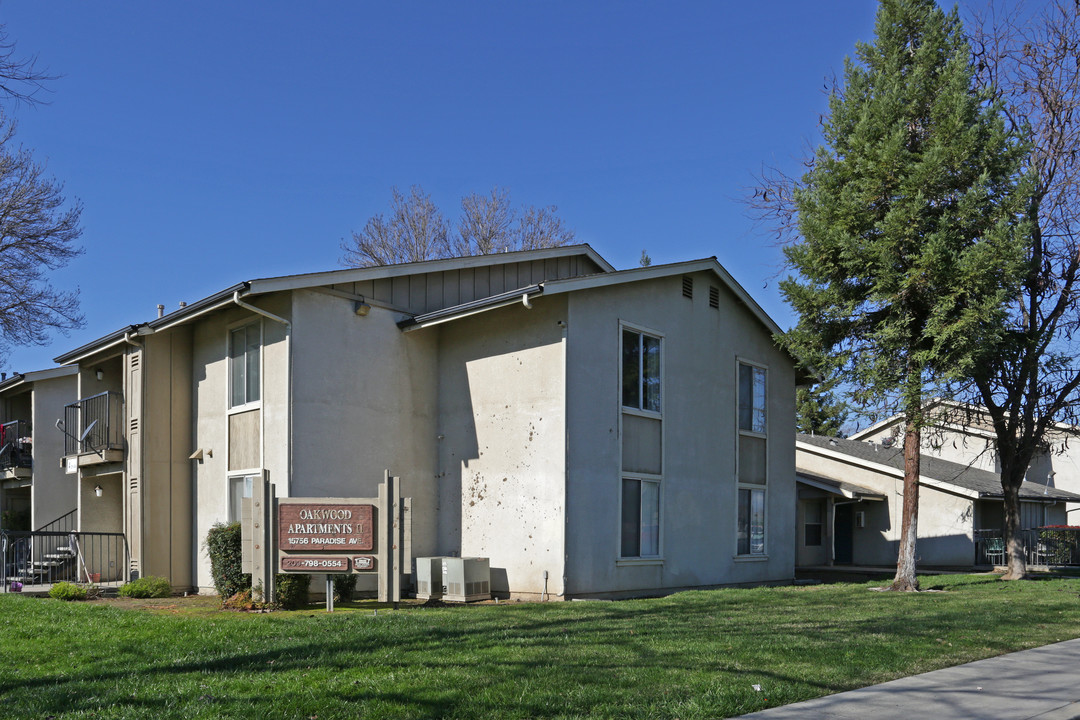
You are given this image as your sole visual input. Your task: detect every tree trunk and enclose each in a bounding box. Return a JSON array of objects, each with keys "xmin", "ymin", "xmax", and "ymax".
[
  {"xmin": 891, "ymin": 418, "xmax": 921, "ymax": 591},
  {"xmin": 1001, "ymin": 481, "xmax": 1028, "ymax": 579}
]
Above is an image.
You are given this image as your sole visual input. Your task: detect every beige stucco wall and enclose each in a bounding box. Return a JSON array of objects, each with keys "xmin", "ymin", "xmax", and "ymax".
[
  {"xmin": 30, "ymin": 374, "xmax": 78, "ymax": 528},
  {"xmin": 191, "ymin": 296, "xmax": 291, "ymax": 590},
  {"xmin": 796, "ymin": 447, "xmax": 977, "ymax": 566},
  {"xmin": 861, "ymin": 420, "xmax": 1080, "ymax": 525},
  {"xmin": 290, "ymin": 289, "xmax": 439, "ymax": 593},
  {"xmin": 859, "ymin": 423, "xmax": 999, "ymax": 472},
  {"xmin": 435, "ymin": 295, "xmax": 568, "ymax": 598},
  {"xmin": 563, "ymin": 272, "xmax": 797, "ymax": 596}
]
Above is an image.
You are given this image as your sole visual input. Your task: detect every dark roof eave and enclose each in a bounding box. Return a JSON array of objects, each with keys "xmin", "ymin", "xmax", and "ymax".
[{"xmin": 53, "ymin": 282, "xmax": 249, "ymax": 365}]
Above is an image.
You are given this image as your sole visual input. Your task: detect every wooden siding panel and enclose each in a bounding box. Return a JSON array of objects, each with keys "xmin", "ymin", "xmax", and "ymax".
[
  {"xmin": 373, "ymin": 278, "xmax": 394, "ymax": 304},
  {"xmin": 229, "ymin": 410, "xmax": 261, "ymax": 472},
  {"xmin": 458, "ymin": 268, "xmax": 475, "ymax": 304},
  {"xmin": 392, "ymin": 277, "xmax": 411, "ymax": 308},
  {"xmin": 474, "ymin": 266, "xmax": 490, "ymax": 299},
  {"xmin": 622, "ymin": 413, "xmax": 662, "ymax": 475},
  {"xmin": 426, "ymin": 272, "xmax": 444, "ymax": 313}
]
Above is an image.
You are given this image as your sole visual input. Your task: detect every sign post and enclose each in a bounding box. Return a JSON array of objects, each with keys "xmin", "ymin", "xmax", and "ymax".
[
  {"xmin": 270, "ymin": 471, "xmax": 409, "ymax": 611},
  {"xmin": 242, "ymin": 471, "xmax": 274, "ymax": 604}
]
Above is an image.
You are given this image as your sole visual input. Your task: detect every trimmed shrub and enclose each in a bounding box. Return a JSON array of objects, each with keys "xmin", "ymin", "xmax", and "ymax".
[
  {"xmin": 49, "ymin": 581, "xmax": 88, "ymax": 601},
  {"xmin": 275, "ymin": 574, "xmax": 310, "ymax": 610},
  {"xmin": 332, "ymin": 573, "xmax": 357, "ymax": 602},
  {"xmin": 205, "ymin": 521, "xmax": 251, "ymax": 600},
  {"xmin": 118, "ymin": 575, "xmax": 172, "ymax": 599}
]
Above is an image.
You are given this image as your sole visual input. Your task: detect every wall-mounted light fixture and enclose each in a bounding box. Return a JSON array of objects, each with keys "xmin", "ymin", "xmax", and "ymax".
[
  {"xmin": 95, "ymin": 369, "xmax": 104, "ymax": 381},
  {"xmin": 354, "ymin": 299, "xmax": 371, "ymax": 316},
  {"xmin": 94, "ymin": 485, "xmax": 103, "ymax": 498}
]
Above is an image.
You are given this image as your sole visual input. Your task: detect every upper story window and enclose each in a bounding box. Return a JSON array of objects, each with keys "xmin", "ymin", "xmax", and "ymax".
[
  {"xmin": 229, "ymin": 322, "xmax": 261, "ymax": 409},
  {"xmin": 622, "ymin": 327, "xmax": 661, "ymax": 413},
  {"xmin": 737, "ymin": 361, "xmax": 767, "ymax": 556},
  {"xmin": 738, "ymin": 363, "xmax": 766, "ymax": 434}
]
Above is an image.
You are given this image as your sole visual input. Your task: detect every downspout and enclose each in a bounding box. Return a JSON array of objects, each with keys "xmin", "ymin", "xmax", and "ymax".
[
  {"xmin": 233, "ymin": 290, "xmax": 293, "ymax": 497},
  {"xmin": 558, "ymin": 313, "xmax": 568, "ymax": 598}
]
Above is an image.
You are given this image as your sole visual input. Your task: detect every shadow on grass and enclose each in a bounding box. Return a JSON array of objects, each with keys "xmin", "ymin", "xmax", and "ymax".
[{"xmin": 3, "ymin": 575, "xmax": 1080, "ymax": 719}]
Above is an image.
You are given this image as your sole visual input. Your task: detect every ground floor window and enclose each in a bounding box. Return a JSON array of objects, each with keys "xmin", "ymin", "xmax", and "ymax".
[
  {"xmin": 621, "ymin": 478, "xmax": 660, "ymax": 558},
  {"xmin": 803, "ymin": 500, "xmax": 823, "ymax": 547},
  {"xmin": 737, "ymin": 488, "xmax": 765, "ymax": 555},
  {"xmin": 228, "ymin": 474, "xmax": 255, "ymax": 523}
]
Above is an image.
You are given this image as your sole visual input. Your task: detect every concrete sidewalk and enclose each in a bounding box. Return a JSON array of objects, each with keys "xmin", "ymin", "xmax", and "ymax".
[{"xmin": 738, "ymin": 637, "xmax": 1080, "ymax": 719}]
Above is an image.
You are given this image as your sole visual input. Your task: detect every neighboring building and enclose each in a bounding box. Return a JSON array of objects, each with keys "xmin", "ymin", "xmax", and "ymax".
[
  {"xmin": 795, "ymin": 433, "xmax": 1080, "ymax": 568},
  {"xmin": 43, "ymin": 245, "xmax": 800, "ymax": 598},
  {"xmin": 853, "ymin": 402, "xmax": 1080, "ymax": 525},
  {"xmin": 0, "ymin": 367, "xmax": 78, "ymax": 532}
]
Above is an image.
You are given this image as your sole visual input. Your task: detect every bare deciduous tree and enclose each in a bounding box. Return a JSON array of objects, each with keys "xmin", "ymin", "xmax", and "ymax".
[
  {"xmin": 456, "ymin": 188, "xmax": 515, "ymax": 256},
  {"xmin": 962, "ymin": 0, "xmax": 1080, "ymax": 579},
  {"xmin": 0, "ymin": 24, "xmax": 82, "ymax": 366},
  {"xmin": 0, "ymin": 24, "xmax": 56, "ymax": 107},
  {"xmin": 342, "ymin": 186, "xmax": 575, "ymax": 268},
  {"xmin": 342, "ymin": 186, "xmax": 451, "ymax": 268},
  {"xmin": 0, "ymin": 120, "xmax": 83, "ymax": 357}
]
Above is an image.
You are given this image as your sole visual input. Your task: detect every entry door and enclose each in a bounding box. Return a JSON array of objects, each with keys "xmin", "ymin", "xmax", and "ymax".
[{"xmin": 834, "ymin": 504, "xmax": 854, "ymax": 564}]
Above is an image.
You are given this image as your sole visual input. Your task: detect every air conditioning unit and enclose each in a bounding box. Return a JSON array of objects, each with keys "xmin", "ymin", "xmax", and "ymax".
[
  {"xmin": 414, "ymin": 557, "xmax": 449, "ymax": 601},
  {"xmin": 441, "ymin": 557, "xmax": 490, "ymax": 602},
  {"xmin": 855, "ymin": 511, "xmax": 866, "ymax": 529}
]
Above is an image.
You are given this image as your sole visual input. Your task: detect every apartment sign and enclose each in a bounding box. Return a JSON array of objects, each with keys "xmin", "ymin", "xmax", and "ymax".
[{"xmin": 278, "ymin": 503, "xmax": 374, "ymax": 551}]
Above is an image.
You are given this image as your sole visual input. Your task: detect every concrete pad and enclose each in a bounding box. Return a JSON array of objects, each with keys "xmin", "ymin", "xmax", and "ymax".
[{"xmin": 738, "ymin": 638, "xmax": 1080, "ymax": 720}]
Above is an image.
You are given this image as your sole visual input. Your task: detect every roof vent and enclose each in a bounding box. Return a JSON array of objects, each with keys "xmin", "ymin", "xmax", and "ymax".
[
  {"xmin": 682, "ymin": 276, "xmax": 693, "ymax": 299},
  {"xmin": 156, "ymin": 304, "xmax": 164, "ymax": 318},
  {"xmin": 709, "ymin": 285, "xmax": 720, "ymax": 309}
]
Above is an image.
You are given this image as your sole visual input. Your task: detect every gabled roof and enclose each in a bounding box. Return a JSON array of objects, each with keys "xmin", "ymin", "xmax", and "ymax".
[
  {"xmin": 797, "ymin": 434, "xmax": 1080, "ymax": 502},
  {"xmin": 0, "ymin": 365, "xmax": 78, "ymax": 393},
  {"xmin": 55, "ymin": 246, "xmax": 798, "ymax": 371},
  {"xmin": 398, "ymin": 256, "xmax": 786, "ymax": 340},
  {"xmin": 54, "ymin": 245, "xmax": 613, "ymax": 364},
  {"xmin": 850, "ymin": 398, "xmax": 1080, "ymax": 442}
]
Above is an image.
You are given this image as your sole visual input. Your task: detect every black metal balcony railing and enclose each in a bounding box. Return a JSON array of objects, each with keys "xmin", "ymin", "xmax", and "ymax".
[
  {"xmin": 974, "ymin": 528, "xmax": 1080, "ymax": 567},
  {"xmin": 0, "ymin": 419, "xmax": 32, "ymax": 471},
  {"xmin": 62, "ymin": 392, "xmax": 123, "ymax": 457}
]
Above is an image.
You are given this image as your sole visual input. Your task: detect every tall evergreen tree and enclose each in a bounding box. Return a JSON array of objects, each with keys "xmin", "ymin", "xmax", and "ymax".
[
  {"xmin": 796, "ymin": 379, "xmax": 848, "ymax": 438},
  {"xmin": 781, "ymin": 0, "xmax": 1030, "ymax": 590}
]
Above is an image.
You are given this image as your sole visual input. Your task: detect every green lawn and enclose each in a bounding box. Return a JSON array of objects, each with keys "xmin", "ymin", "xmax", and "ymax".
[{"xmin": 2, "ymin": 574, "xmax": 1079, "ymax": 719}]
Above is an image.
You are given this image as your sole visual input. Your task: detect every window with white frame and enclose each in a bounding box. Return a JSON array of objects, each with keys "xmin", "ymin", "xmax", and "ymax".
[
  {"xmin": 622, "ymin": 327, "xmax": 661, "ymax": 413},
  {"xmin": 229, "ymin": 322, "xmax": 261, "ymax": 409},
  {"xmin": 620, "ymin": 324, "xmax": 663, "ymax": 559},
  {"xmin": 228, "ymin": 474, "xmax": 255, "ymax": 523},
  {"xmin": 621, "ymin": 477, "xmax": 660, "ymax": 558},
  {"xmin": 737, "ymin": 362, "xmax": 767, "ymax": 555}
]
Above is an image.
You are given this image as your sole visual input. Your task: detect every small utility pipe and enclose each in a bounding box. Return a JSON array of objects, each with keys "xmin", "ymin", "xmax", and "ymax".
[
  {"xmin": 522, "ymin": 293, "xmax": 533, "ymax": 309},
  {"xmin": 233, "ymin": 291, "xmax": 294, "ymax": 497}
]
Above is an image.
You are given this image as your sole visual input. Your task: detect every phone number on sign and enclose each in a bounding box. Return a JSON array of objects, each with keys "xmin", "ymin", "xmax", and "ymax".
[{"xmin": 281, "ymin": 558, "xmax": 349, "ymax": 571}]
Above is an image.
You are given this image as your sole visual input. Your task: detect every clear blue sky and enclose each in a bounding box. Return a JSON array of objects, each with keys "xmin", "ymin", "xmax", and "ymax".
[{"xmin": 0, "ymin": 1, "xmax": 886, "ymax": 373}]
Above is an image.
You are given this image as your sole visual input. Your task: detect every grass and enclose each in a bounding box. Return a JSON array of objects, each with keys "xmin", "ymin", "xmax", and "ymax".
[{"xmin": 1, "ymin": 574, "xmax": 1079, "ymax": 719}]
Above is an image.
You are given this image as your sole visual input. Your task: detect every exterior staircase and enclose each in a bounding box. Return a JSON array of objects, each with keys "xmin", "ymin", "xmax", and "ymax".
[{"xmin": 3, "ymin": 533, "xmax": 81, "ymax": 588}]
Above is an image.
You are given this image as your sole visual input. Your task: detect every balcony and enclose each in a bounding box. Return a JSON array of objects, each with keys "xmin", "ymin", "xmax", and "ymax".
[
  {"xmin": 0, "ymin": 420, "xmax": 32, "ymax": 481},
  {"xmin": 61, "ymin": 391, "xmax": 124, "ymax": 467}
]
